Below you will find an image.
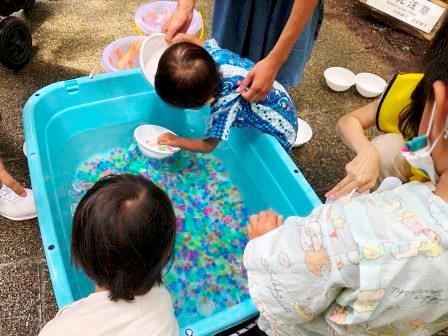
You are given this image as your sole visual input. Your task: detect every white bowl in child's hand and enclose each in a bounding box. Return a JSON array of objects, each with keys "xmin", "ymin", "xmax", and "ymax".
[
  {"xmin": 140, "ymin": 33, "xmax": 169, "ymax": 86},
  {"xmin": 355, "ymin": 72, "xmax": 387, "ymax": 98},
  {"xmin": 323, "ymin": 67, "xmax": 356, "ymax": 92},
  {"xmin": 134, "ymin": 124, "xmax": 180, "ymax": 159}
]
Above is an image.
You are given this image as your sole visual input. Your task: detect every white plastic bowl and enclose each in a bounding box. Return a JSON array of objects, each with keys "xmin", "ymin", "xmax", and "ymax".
[
  {"xmin": 355, "ymin": 73, "xmax": 387, "ymax": 98},
  {"xmin": 323, "ymin": 67, "xmax": 356, "ymax": 92},
  {"xmin": 134, "ymin": 124, "xmax": 180, "ymax": 159},
  {"xmin": 139, "ymin": 33, "xmax": 168, "ymax": 86},
  {"xmin": 293, "ymin": 118, "xmax": 313, "ymax": 147}
]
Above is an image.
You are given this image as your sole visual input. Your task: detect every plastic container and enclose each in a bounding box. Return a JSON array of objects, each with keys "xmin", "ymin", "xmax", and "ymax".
[
  {"xmin": 139, "ymin": 33, "xmax": 168, "ymax": 85},
  {"xmin": 323, "ymin": 67, "xmax": 356, "ymax": 92},
  {"xmin": 23, "ymin": 69, "xmax": 321, "ymax": 335},
  {"xmin": 101, "ymin": 36, "xmax": 144, "ymax": 72},
  {"xmin": 134, "ymin": 124, "xmax": 180, "ymax": 159},
  {"xmin": 355, "ymin": 72, "xmax": 387, "ymax": 98},
  {"xmin": 135, "ymin": 1, "xmax": 202, "ymax": 36}
]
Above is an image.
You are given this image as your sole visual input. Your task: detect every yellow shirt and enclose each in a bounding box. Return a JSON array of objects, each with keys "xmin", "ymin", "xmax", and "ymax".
[
  {"xmin": 376, "ymin": 73, "xmax": 423, "ymax": 134},
  {"xmin": 376, "ymin": 73, "xmax": 428, "ymax": 182}
]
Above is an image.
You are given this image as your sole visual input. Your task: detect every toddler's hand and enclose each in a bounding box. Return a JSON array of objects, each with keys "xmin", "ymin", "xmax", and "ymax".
[
  {"xmin": 247, "ymin": 210, "xmax": 283, "ymax": 240},
  {"xmin": 157, "ymin": 132, "xmax": 179, "ymax": 147}
]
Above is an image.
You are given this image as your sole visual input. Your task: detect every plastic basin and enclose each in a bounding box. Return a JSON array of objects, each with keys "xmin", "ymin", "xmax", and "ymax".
[{"xmin": 23, "ymin": 69, "xmax": 321, "ymax": 335}]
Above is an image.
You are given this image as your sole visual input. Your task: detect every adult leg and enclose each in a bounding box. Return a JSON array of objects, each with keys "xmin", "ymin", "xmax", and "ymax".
[
  {"xmin": 371, "ymin": 133, "xmax": 411, "ymax": 183},
  {"xmin": 0, "ymin": 159, "xmax": 36, "ymax": 221},
  {"xmin": 212, "ymin": 0, "xmax": 323, "ymax": 86},
  {"xmin": 211, "ymin": 0, "xmax": 255, "ymax": 56},
  {"xmin": 275, "ymin": 0, "xmax": 324, "ymax": 86}
]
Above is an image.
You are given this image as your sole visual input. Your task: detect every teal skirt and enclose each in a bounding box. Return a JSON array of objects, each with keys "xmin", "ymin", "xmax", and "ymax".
[{"xmin": 211, "ymin": 0, "xmax": 324, "ymax": 86}]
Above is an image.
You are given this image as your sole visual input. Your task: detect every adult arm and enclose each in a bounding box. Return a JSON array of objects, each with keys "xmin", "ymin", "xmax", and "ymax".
[
  {"xmin": 239, "ymin": 0, "xmax": 319, "ymax": 102},
  {"xmin": 162, "ymin": 0, "xmax": 196, "ymax": 42},
  {"xmin": 0, "ymin": 158, "xmax": 26, "ymax": 196},
  {"xmin": 326, "ymin": 100, "xmax": 380, "ymax": 199},
  {"xmin": 158, "ymin": 132, "xmax": 219, "ymax": 153}
]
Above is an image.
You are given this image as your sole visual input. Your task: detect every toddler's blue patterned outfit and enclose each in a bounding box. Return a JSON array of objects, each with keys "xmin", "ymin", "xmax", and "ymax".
[{"xmin": 204, "ymin": 40, "xmax": 298, "ymax": 151}]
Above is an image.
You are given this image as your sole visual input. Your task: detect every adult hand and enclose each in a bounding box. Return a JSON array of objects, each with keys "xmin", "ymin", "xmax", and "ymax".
[
  {"xmin": 171, "ymin": 33, "xmax": 191, "ymax": 44},
  {"xmin": 326, "ymin": 145, "xmax": 380, "ymax": 200},
  {"xmin": 157, "ymin": 132, "xmax": 180, "ymax": 147},
  {"xmin": 248, "ymin": 210, "xmax": 283, "ymax": 240},
  {"xmin": 0, "ymin": 162, "xmax": 26, "ymax": 197},
  {"xmin": 162, "ymin": 6, "xmax": 193, "ymax": 43},
  {"xmin": 237, "ymin": 56, "xmax": 281, "ymax": 103}
]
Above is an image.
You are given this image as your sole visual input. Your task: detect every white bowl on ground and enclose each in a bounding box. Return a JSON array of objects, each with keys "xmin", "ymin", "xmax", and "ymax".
[
  {"xmin": 293, "ymin": 118, "xmax": 313, "ymax": 147},
  {"xmin": 139, "ymin": 33, "xmax": 169, "ymax": 86},
  {"xmin": 355, "ymin": 73, "xmax": 387, "ymax": 98},
  {"xmin": 323, "ymin": 67, "xmax": 356, "ymax": 92},
  {"xmin": 134, "ymin": 124, "xmax": 180, "ymax": 159}
]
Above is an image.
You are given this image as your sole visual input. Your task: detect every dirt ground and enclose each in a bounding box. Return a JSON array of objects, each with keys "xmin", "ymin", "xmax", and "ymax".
[
  {"xmin": 328, "ymin": 0, "xmax": 428, "ymax": 71},
  {"xmin": 290, "ymin": 0, "xmax": 430, "ymax": 198}
]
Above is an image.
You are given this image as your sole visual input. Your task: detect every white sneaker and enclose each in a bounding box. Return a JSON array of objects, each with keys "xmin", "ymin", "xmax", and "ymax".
[{"xmin": 0, "ymin": 184, "xmax": 37, "ymax": 221}]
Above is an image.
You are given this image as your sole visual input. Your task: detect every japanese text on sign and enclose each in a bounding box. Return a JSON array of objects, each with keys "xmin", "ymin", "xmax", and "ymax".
[{"xmin": 366, "ymin": 0, "xmax": 446, "ymax": 33}]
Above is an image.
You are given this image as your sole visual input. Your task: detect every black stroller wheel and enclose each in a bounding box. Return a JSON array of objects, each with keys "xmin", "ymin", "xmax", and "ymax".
[
  {"xmin": 0, "ymin": 17, "xmax": 32, "ymax": 70},
  {"xmin": 0, "ymin": 0, "xmax": 29, "ymax": 16},
  {"xmin": 24, "ymin": 0, "xmax": 36, "ymax": 11}
]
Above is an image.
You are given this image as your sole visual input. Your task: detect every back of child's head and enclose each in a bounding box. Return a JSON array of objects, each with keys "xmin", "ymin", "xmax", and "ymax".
[
  {"xmin": 155, "ymin": 42, "xmax": 221, "ymax": 109},
  {"xmin": 71, "ymin": 174, "xmax": 176, "ymax": 301},
  {"xmin": 399, "ymin": 16, "xmax": 448, "ymax": 139}
]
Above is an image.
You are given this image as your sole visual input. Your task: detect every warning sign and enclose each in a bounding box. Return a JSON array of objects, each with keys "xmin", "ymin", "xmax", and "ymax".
[{"xmin": 366, "ymin": 0, "xmax": 446, "ymax": 33}]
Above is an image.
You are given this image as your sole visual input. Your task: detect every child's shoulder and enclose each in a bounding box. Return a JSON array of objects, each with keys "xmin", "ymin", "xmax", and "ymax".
[{"xmin": 204, "ymin": 39, "xmax": 253, "ymax": 71}]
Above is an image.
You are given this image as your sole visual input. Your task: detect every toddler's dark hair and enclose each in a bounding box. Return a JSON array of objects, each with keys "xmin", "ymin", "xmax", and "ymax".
[
  {"xmin": 71, "ymin": 174, "xmax": 176, "ymax": 301},
  {"xmin": 155, "ymin": 42, "xmax": 221, "ymax": 109}
]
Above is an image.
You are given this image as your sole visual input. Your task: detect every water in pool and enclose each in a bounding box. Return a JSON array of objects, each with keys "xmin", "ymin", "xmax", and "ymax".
[{"xmin": 65, "ymin": 123, "xmax": 264, "ymax": 327}]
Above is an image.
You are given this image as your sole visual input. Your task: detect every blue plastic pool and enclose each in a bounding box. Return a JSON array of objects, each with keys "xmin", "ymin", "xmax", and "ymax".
[{"xmin": 23, "ymin": 69, "xmax": 321, "ymax": 335}]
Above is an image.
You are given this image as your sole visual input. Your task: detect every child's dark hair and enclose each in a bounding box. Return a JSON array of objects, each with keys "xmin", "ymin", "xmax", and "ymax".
[
  {"xmin": 71, "ymin": 174, "xmax": 176, "ymax": 301},
  {"xmin": 398, "ymin": 16, "xmax": 448, "ymax": 139},
  {"xmin": 155, "ymin": 42, "xmax": 221, "ymax": 109}
]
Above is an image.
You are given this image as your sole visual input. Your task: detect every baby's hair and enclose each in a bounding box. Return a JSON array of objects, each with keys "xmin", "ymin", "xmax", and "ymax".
[
  {"xmin": 71, "ymin": 174, "xmax": 176, "ymax": 301},
  {"xmin": 155, "ymin": 42, "xmax": 221, "ymax": 109}
]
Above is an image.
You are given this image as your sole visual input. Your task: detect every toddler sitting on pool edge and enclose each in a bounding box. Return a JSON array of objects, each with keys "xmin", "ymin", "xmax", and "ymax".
[
  {"xmin": 155, "ymin": 34, "xmax": 298, "ymax": 153},
  {"xmin": 39, "ymin": 174, "xmax": 178, "ymax": 336}
]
